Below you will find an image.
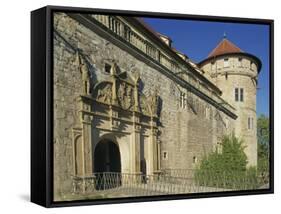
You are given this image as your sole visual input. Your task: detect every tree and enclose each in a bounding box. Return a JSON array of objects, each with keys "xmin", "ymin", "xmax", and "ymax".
[
  {"xmin": 257, "ymin": 114, "xmax": 270, "ymax": 183},
  {"xmin": 195, "ymin": 134, "xmax": 258, "ymax": 189},
  {"xmin": 198, "ymin": 134, "xmax": 247, "ymax": 173}
]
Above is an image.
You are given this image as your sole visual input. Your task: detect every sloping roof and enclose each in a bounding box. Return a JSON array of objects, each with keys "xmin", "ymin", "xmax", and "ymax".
[{"xmin": 208, "ymin": 38, "xmax": 243, "ymax": 58}]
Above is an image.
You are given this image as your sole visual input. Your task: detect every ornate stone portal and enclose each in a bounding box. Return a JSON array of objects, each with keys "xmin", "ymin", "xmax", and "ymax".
[{"xmin": 72, "ymin": 62, "xmax": 161, "ymax": 191}]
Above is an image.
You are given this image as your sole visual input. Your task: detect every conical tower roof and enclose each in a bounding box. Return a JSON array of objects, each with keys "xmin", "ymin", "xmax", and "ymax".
[
  {"xmin": 207, "ymin": 38, "xmax": 243, "ymax": 58},
  {"xmin": 198, "ymin": 36, "xmax": 261, "ymax": 72}
]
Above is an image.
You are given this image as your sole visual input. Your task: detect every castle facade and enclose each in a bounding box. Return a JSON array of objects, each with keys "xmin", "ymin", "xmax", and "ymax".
[{"xmin": 53, "ymin": 13, "xmax": 260, "ymax": 201}]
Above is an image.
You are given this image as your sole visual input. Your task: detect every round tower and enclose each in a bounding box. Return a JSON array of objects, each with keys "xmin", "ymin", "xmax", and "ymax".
[{"xmin": 198, "ymin": 36, "xmax": 261, "ymax": 166}]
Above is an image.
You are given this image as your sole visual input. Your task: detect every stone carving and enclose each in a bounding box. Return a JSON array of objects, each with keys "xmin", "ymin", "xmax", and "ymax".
[
  {"xmin": 110, "ymin": 62, "xmax": 118, "ymax": 75},
  {"xmin": 117, "ymin": 81, "xmax": 134, "ymax": 110},
  {"xmin": 139, "ymin": 94, "xmax": 151, "ymax": 115},
  {"xmin": 76, "ymin": 52, "xmax": 90, "ymax": 95},
  {"xmin": 111, "ymin": 119, "xmax": 120, "ymax": 129},
  {"xmin": 92, "ymin": 65, "xmax": 160, "ymax": 117},
  {"xmin": 149, "ymin": 90, "xmax": 159, "ymax": 116},
  {"xmin": 96, "ymin": 82, "xmax": 112, "ymax": 104}
]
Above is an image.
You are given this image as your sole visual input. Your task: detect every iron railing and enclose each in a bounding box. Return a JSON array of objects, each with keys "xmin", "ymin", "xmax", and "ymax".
[{"xmin": 71, "ymin": 170, "xmax": 268, "ymax": 199}]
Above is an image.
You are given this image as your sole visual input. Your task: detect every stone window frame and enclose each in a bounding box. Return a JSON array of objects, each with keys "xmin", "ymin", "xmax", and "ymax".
[
  {"xmin": 234, "ymin": 87, "xmax": 244, "ymax": 102},
  {"xmin": 192, "ymin": 156, "xmax": 198, "ymax": 164},
  {"xmin": 104, "ymin": 63, "xmax": 111, "ymax": 73},
  {"xmin": 179, "ymin": 91, "xmax": 187, "ymax": 109},
  {"xmin": 248, "ymin": 117, "xmax": 254, "ymax": 130},
  {"xmin": 240, "ymin": 88, "xmax": 244, "ymax": 102},
  {"xmin": 162, "ymin": 151, "xmax": 168, "ymax": 160},
  {"xmin": 235, "ymin": 88, "xmax": 239, "ymax": 101}
]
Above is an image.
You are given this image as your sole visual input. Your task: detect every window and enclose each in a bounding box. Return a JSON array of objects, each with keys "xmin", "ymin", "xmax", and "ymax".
[
  {"xmin": 240, "ymin": 88, "xmax": 244, "ymax": 102},
  {"xmin": 180, "ymin": 92, "xmax": 187, "ymax": 109},
  {"xmin": 248, "ymin": 117, "xmax": 254, "ymax": 129},
  {"xmin": 104, "ymin": 63, "xmax": 111, "ymax": 73},
  {"xmin": 235, "ymin": 88, "xmax": 239, "ymax": 101},
  {"xmin": 193, "ymin": 156, "xmax": 198, "ymax": 164},
  {"xmin": 235, "ymin": 88, "xmax": 244, "ymax": 102},
  {"xmin": 238, "ymin": 58, "xmax": 243, "ymax": 67},
  {"xmin": 163, "ymin": 151, "xmax": 168, "ymax": 160},
  {"xmin": 223, "ymin": 58, "xmax": 229, "ymax": 67}
]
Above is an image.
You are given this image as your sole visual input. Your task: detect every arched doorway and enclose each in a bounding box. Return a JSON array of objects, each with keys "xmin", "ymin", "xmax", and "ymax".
[{"xmin": 93, "ymin": 139, "xmax": 121, "ymax": 189}]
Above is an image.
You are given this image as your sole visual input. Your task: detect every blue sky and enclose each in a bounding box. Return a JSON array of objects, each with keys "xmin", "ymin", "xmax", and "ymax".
[{"xmin": 142, "ymin": 17, "xmax": 270, "ymax": 116}]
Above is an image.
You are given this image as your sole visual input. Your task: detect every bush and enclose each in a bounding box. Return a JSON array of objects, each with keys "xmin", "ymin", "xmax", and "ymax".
[{"xmin": 194, "ymin": 134, "xmax": 259, "ymax": 189}]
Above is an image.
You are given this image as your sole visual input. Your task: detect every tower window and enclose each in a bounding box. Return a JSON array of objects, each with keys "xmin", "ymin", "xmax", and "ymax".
[
  {"xmin": 238, "ymin": 58, "xmax": 243, "ymax": 67},
  {"xmin": 248, "ymin": 117, "xmax": 254, "ymax": 129},
  {"xmin": 223, "ymin": 58, "xmax": 229, "ymax": 67},
  {"xmin": 240, "ymin": 88, "xmax": 244, "ymax": 102},
  {"xmin": 235, "ymin": 88, "xmax": 239, "ymax": 101},
  {"xmin": 235, "ymin": 88, "xmax": 244, "ymax": 102}
]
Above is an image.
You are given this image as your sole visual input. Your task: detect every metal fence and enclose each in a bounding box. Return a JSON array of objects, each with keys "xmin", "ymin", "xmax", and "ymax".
[{"xmin": 71, "ymin": 169, "xmax": 268, "ymax": 198}]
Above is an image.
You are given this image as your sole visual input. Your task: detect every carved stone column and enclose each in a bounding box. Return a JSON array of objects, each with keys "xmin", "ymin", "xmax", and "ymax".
[
  {"xmin": 157, "ymin": 139, "xmax": 161, "ymax": 172},
  {"xmin": 130, "ymin": 112, "xmax": 141, "ymax": 174},
  {"xmin": 147, "ymin": 116, "xmax": 158, "ymax": 176},
  {"xmin": 75, "ymin": 96, "xmax": 94, "ymax": 193}
]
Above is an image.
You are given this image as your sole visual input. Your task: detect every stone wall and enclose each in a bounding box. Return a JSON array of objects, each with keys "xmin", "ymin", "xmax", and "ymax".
[{"xmin": 53, "ymin": 12, "xmax": 236, "ymax": 201}]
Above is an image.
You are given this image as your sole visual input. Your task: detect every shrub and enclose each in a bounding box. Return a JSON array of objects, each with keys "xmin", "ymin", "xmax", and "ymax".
[{"xmin": 194, "ymin": 134, "xmax": 259, "ymax": 189}]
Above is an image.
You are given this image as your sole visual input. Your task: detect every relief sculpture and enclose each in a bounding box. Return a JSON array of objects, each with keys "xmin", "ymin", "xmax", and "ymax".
[
  {"xmin": 95, "ymin": 82, "xmax": 112, "ymax": 104},
  {"xmin": 117, "ymin": 81, "xmax": 135, "ymax": 110},
  {"xmin": 76, "ymin": 52, "xmax": 91, "ymax": 95},
  {"xmin": 149, "ymin": 90, "xmax": 159, "ymax": 116}
]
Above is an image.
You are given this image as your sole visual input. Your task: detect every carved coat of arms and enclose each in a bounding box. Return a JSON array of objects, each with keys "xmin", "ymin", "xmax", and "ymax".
[{"xmin": 117, "ymin": 82, "xmax": 134, "ymax": 110}]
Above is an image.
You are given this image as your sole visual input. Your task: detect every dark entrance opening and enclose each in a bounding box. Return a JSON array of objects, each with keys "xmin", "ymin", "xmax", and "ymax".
[
  {"xmin": 140, "ymin": 159, "xmax": 147, "ymax": 184},
  {"xmin": 93, "ymin": 140, "xmax": 121, "ymax": 190}
]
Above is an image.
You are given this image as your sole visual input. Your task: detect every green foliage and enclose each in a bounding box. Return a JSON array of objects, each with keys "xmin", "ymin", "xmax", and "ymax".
[
  {"xmin": 198, "ymin": 134, "xmax": 247, "ymax": 172},
  {"xmin": 257, "ymin": 114, "xmax": 270, "ymax": 183},
  {"xmin": 257, "ymin": 114, "xmax": 269, "ymax": 146},
  {"xmin": 195, "ymin": 134, "xmax": 259, "ymax": 189}
]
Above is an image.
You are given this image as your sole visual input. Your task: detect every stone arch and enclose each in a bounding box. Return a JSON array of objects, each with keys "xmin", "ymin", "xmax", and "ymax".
[{"xmin": 93, "ymin": 134, "xmax": 121, "ymax": 174}]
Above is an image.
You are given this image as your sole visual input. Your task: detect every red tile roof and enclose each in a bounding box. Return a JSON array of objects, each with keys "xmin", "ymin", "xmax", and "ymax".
[{"xmin": 208, "ymin": 38, "xmax": 243, "ymax": 58}]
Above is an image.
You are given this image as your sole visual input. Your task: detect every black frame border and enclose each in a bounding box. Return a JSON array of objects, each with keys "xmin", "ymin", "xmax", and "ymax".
[{"xmin": 31, "ymin": 5, "xmax": 274, "ymax": 208}]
